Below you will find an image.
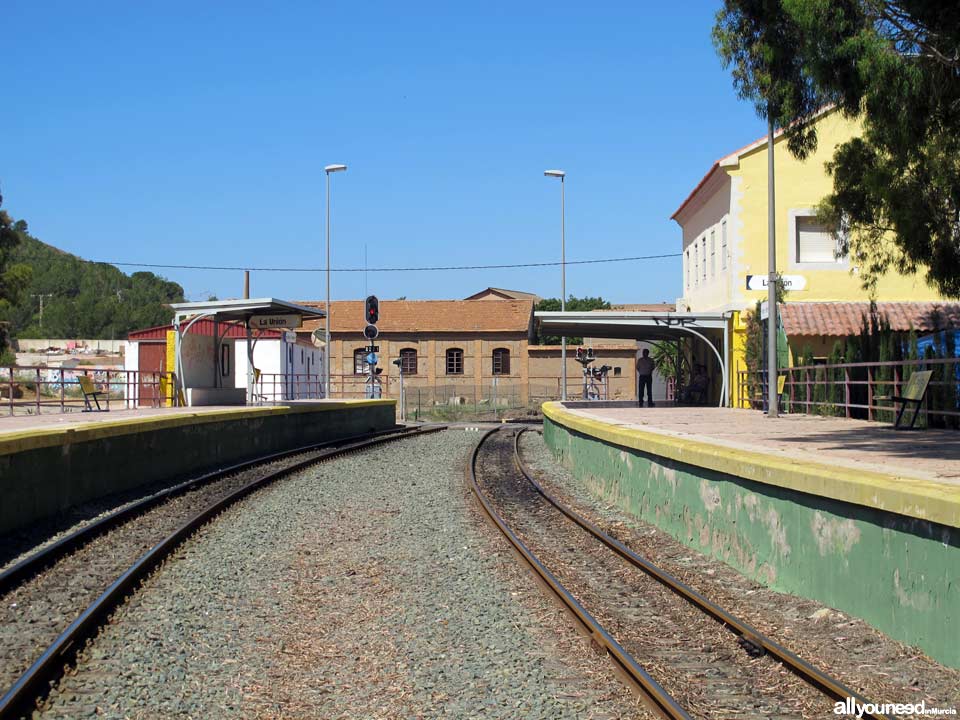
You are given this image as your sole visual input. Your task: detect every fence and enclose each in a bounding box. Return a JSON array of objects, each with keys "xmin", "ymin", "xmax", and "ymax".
[
  {"xmin": 253, "ymin": 373, "xmax": 325, "ymax": 403},
  {"xmin": 737, "ymin": 357, "xmax": 960, "ymax": 428},
  {"xmin": 1, "ymin": 365, "xmax": 176, "ymax": 416}
]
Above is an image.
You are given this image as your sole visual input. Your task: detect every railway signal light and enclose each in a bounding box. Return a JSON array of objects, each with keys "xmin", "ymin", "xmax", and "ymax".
[{"xmin": 365, "ymin": 295, "xmax": 379, "ymax": 324}]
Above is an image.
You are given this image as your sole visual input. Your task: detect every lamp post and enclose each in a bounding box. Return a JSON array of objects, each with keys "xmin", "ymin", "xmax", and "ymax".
[
  {"xmin": 324, "ymin": 163, "xmax": 347, "ymax": 399},
  {"xmin": 544, "ymin": 169, "xmax": 567, "ymax": 401}
]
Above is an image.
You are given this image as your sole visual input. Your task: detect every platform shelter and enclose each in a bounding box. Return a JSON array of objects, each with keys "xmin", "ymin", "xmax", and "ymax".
[
  {"xmin": 169, "ymin": 298, "xmax": 326, "ymax": 406},
  {"xmin": 536, "ymin": 309, "xmax": 731, "ymax": 406}
]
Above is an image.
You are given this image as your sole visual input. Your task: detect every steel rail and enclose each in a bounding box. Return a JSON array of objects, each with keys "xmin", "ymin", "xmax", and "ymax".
[
  {"xmin": 513, "ymin": 428, "xmax": 892, "ymax": 720},
  {"xmin": 468, "ymin": 427, "xmax": 692, "ymax": 720},
  {"xmin": 0, "ymin": 425, "xmax": 445, "ymax": 719},
  {"xmin": 0, "ymin": 424, "xmax": 428, "ymax": 595}
]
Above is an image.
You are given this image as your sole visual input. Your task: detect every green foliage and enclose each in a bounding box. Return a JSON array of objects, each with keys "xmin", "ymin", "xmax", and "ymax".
[
  {"xmin": 6, "ymin": 217, "xmax": 185, "ymax": 340},
  {"xmin": 0, "ymin": 195, "xmax": 33, "ymax": 355},
  {"xmin": 534, "ymin": 296, "xmax": 611, "ymax": 345},
  {"xmin": 714, "ymin": 1, "xmax": 960, "ymax": 297}
]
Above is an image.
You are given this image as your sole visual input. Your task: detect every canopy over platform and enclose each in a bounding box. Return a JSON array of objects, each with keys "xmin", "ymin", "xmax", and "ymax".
[
  {"xmin": 535, "ymin": 310, "xmax": 732, "ymax": 406},
  {"xmin": 170, "ymin": 298, "xmax": 325, "ymax": 324}
]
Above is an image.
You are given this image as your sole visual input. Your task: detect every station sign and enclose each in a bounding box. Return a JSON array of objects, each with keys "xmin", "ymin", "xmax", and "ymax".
[
  {"xmin": 250, "ymin": 314, "xmax": 302, "ymax": 330},
  {"xmin": 746, "ymin": 274, "xmax": 807, "ymax": 292}
]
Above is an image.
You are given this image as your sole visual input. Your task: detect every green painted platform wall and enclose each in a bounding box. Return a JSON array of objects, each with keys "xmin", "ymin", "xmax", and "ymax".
[
  {"xmin": 544, "ymin": 417, "xmax": 960, "ymax": 668},
  {"xmin": 0, "ymin": 404, "xmax": 396, "ymax": 537}
]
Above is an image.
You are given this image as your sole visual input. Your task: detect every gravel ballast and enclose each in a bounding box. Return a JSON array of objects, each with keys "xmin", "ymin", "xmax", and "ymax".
[{"xmin": 37, "ymin": 429, "xmax": 643, "ymax": 719}]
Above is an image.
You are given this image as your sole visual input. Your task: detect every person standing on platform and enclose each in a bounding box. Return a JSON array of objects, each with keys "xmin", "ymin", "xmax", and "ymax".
[{"xmin": 636, "ymin": 347, "xmax": 655, "ymax": 408}]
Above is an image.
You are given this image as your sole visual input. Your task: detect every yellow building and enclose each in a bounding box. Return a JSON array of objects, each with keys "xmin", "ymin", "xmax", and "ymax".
[
  {"xmin": 671, "ymin": 108, "xmax": 940, "ymax": 313},
  {"xmin": 671, "ymin": 108, "xmax": 955, "ymax": 405}
]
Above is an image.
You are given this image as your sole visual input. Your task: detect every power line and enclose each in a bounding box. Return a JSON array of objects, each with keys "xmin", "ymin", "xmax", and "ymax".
[{"xmin": 81, "ymin": 252, "xmax": 681, "ymax": 273}]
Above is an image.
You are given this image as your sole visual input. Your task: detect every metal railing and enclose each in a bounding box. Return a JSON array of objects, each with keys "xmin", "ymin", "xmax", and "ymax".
[
  {"xmin": 253, "ymin": 373, "xmax": 325, "ymax": 403},
  {"xmin": 1, "ymin": 365, "xmax": 176, "ymax": 416},
  {"xmin": 738, "ymin": 357, "xmax": 960, "ymax": 428}
]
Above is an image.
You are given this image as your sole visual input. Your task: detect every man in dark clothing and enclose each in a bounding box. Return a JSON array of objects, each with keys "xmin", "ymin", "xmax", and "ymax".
[{"xmin": 636, "ymin": 347, "xmax": 655, "ymax": 407}]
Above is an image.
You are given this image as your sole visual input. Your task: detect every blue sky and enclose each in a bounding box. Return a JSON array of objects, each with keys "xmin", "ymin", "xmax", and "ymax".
[{"xmin": 3, "ymin": 1, "xmax": 767, "ymax": 305}]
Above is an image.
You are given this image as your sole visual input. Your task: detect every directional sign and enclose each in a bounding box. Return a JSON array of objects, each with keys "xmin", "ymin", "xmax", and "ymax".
[
  {"xmin": 250, "ymin": 314, "xmax": 301, "ymax": 330},
  {"xmin": 363, "ymin": 323, "xmax": 379, "ymax": 340}
]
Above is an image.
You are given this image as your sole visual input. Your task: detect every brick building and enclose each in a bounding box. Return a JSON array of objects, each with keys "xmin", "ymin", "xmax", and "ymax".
[{"xmin": 299, "ymin": 297, "xmax": 640, "ymax": 405}]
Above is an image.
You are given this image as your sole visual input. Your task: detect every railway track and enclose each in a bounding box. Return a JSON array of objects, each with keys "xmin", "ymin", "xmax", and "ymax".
[
  {"xmin": 0, "ymin": 424, "xmax": 443, "ymax": 719},
  {"xmin": 469, "ymin": 426, "xmax": 891, "ymax": 720}
]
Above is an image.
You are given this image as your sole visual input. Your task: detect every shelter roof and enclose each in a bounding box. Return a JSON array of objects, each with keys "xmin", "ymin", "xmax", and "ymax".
[
  {"xmin": 608, "ymin": 303, "xmax": 676, "ymax": 312},
  {"xmin": 780, "ymin": 302, "xmax": 960, "ymax": 338},
  {"xmin": 535, "ymin": 310, "xmax": 728, "ymax": 341},
  {"xmin": 169, "ymin": 297, "xmax": 325, "ymax": 322},
  {"xmin": 298, "ymin": 299, "xmax": 534, "ymax": 334}
]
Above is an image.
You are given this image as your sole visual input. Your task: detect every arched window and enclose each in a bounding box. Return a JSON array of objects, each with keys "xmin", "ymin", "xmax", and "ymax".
[
  {"xmin": 399, "ymin": 348, "xmax": 418, "ymax": 375},
  {"xmin": 353, "ymin": 348, "xmax": 368, "ymax": 375},
  {"xmin": 492, "ymin": 348, "xmax": 510, "ymax": 375},
  {"xmin": 445, "ymin": 348, "xmax": 464, "ymax": 375}
]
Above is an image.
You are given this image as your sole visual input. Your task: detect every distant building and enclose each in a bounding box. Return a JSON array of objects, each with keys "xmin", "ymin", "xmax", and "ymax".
[
  {"xmin": 299, "ymin": 297, "xmax": 639, "ymax": 404},
  {"xmin": 463, "ymin": 287, "xmax": 542, "ymax": 302}
]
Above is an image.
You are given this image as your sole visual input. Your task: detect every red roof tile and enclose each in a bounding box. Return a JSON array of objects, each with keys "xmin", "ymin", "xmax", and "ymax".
[{"xmin": 780, "ymin": 302, "xmax": 960, "ymax": 337}]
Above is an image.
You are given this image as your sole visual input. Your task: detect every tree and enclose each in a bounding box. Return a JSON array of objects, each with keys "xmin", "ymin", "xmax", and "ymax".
[
  {"xmin": 0, "ymin": 194, "xmax": 32, "ymax": 357},
  {"xmin": 534, "ymin": 296, "xmax": 611, "ymax": 345},
  {"xmin": 714, "ymin": 1, "xmax": 960, "ymax": 297}
]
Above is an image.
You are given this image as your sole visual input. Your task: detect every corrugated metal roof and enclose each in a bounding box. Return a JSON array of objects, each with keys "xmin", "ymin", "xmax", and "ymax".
[
  {"xmin": 128, "ymin": 320, "xmax": 284, "ymax": 341},
  {"xmin": 780, "ymin": 302, "xmax": 960, "ymax": 337}
]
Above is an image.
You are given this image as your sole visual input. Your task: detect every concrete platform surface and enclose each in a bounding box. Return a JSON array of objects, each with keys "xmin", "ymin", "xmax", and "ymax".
[
  {"xmin": 0, "ymin": 401, "xmax": 355, "ymax": 440},
  {"xmin": 566, "ymin": 406, "xmax": 960, "ymax": 484}
]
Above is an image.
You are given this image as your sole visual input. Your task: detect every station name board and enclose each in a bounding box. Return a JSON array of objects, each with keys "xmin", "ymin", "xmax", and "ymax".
[
  {"xmin": 745, "ymin": 274, "xmax": 807, "ymax": 291},
  {"xmin": 250, "ymin": 314, "xmax": 302, "ymax": 330}
]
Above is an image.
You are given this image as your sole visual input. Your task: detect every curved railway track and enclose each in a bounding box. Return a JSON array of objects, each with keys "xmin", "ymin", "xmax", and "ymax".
[
  {"xmin": 0, "ymin": 424, "xmax": 443, "ymax": 719},
  {"xmin": 468, "ymin": 426, "xmax": 891, "ymax": 720}
]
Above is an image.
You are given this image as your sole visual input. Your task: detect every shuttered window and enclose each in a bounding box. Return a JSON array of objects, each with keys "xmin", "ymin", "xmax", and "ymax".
[
  {"xmin": 721, "ymin": 220, "xmax": 727, "ymax": 270},
  {"xmin": 710, "ymin": 229, "xmax": 715, "ymax": 278},
  {"xmin": 796, "ymin": 217, "xmax": 838, "ymax": 263}
]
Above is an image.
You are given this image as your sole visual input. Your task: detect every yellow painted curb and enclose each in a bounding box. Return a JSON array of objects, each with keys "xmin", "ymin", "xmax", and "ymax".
[
  {"xmin": 0, "ymin": 400, "xmax": 396, "ymax": 457},
  {"xmin": 542, "ymin": 402, "xmax": 960, "ymax": 529}
]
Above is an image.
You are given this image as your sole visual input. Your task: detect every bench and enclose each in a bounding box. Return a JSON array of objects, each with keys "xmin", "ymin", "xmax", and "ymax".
[
  {"xmin": 78, "ymin": 375, "xmax": 107, "ymax": 412},
  {"xmin": 877, "ymin": 370, "xmax": 932, "ymax": 430}
]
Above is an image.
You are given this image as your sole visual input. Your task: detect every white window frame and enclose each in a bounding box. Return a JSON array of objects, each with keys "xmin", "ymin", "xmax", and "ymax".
[{"xmin": 787, "ymin": 208, "xmax": 848, "ymax": 270}]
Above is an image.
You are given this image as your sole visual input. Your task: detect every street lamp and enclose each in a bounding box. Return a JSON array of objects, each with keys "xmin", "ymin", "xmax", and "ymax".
[
  {"xmin": 544, "ymin": 169, "xmax": 567, "ymax": 401},
  {"xmin": 324, "ymin": 163, "xmax": 347, "ymax": 399}
]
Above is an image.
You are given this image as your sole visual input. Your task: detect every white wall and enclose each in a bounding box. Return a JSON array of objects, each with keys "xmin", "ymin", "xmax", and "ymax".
[{"xmin": 234, "ymin": 338, "xmax": 322, "ymax": 400}]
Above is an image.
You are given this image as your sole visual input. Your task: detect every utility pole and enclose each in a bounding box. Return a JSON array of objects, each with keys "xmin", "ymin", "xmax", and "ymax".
[
  {"xmin": 31, "ymin": 293, "xmax": 54, "ymax": 329},
  {"xmin": 766, "ymin": 110, "xmax": 779, "ymax": 418}
]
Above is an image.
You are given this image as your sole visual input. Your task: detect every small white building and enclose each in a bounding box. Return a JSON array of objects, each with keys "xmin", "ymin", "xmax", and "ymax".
[{"xmin": 125, "ymin": 298, "xmax": 326, "ymax": 407}]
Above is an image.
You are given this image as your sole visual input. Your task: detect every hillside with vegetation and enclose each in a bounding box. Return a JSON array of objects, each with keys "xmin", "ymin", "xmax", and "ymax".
[{"xmin": 3, "ymin": 218, "xmax": 185, "ymax": 342}]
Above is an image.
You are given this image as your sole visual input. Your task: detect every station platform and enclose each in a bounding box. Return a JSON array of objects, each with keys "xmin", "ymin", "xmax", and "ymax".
[
  {"xmin": 546, "ymin": 404, "xmax": 960, "ymax": 527},
  {"xmin": 541, "ymin": 401, "xmax": 960, "ymax": 667},
  {"xmin": 0, "ymin": 400, "xmax": 396, "ymax": 536}
]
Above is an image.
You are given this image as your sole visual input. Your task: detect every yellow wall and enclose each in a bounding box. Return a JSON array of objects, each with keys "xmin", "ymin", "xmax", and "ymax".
[{"xmin": 729, "ymin": 111, "xmax": 940, "ymax": 307}]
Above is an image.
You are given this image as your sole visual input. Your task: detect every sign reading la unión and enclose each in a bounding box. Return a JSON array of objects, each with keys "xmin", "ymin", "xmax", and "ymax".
[
  {"xmin": 746, "ymin": 274, "xmax": 807, "ymax": 291},
  {"xmin": 250, "ymin": 314, "xmax": 301, "ymax": 330}
]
